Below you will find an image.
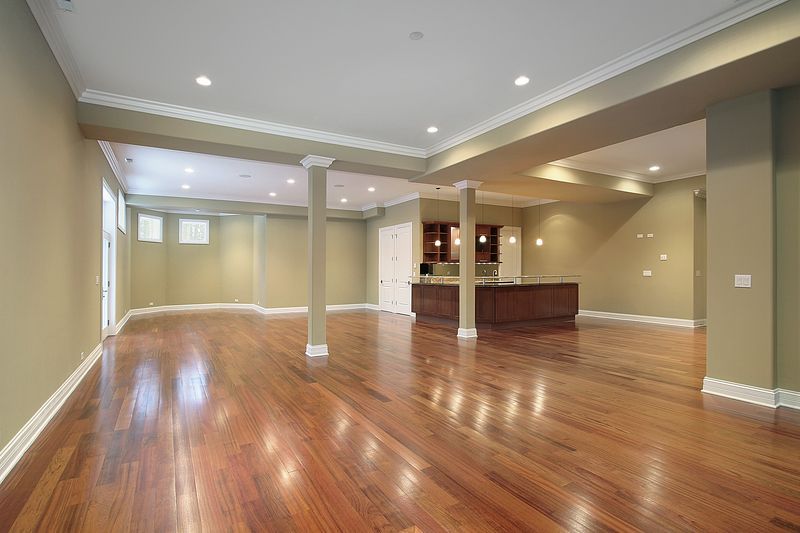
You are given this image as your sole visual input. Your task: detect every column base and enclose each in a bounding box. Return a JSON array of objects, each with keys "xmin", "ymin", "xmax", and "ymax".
[
  {"xmin": 457, "ymin": 328, "xmax": 478, "ymax": 339},
  {"xmin": 305, "ymin": 344, "xmax": 329, "ymax": 357}
]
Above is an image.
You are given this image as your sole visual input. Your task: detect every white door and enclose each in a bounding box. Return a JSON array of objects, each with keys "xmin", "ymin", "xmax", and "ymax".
[
  {"xmin": 378, "ymin": 222, "xmax": 413, "ymax": 315},
  {"xmin": 499, "ymin": 226, "xmax": 522, "ymax": 279},
  {"xmin": 395, "ymin": 223, "xmax": 413, "ymax": 315},
  {"xmin": 101, "ymin": 234, "xmax": 112, "ymax": 338}
]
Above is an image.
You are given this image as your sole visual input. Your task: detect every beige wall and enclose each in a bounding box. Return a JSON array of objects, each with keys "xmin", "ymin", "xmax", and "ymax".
[
  {"xmin": 166, "ymin": 214, "xmax": 223, "ymax": 304},
  {"xmin": 522, "ymin": 176, "xmax": 705, "ymax": 320},
  {"xmin": 0, "ymin": 1, "xmax": 128, "ymax": 449},
  {"xmin": 265, "ymin": 217, "xmax": 366, "ymax": 307},
  {"xmin": 693, "ymin": 195, "xmax": 707, "ymax": 320},
  {"xmin": 365, "ymin": 200, "xmax": 421, "ymax": 305}
]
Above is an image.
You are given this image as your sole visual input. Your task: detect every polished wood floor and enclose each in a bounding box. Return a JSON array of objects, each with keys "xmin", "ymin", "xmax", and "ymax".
[{"xmin": 1, "ymin": 311, "xmax": 799, "ymax": 532}]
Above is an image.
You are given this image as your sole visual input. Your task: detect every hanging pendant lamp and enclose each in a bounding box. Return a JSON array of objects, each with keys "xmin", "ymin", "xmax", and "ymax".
[
  {"xmin": 508, "ymin": 195, "xmax": 517, "ymax": 244},
  {"xmin": 434, "ymin": 187, "xmax": 442, "ymax": 247},
  {"xmin": 536, "ymin": 200, "xmax": 544, "ymax": 246},
  {"xmin": 478, "ymin": 191, "xmax": 487, "ymax": 243}
]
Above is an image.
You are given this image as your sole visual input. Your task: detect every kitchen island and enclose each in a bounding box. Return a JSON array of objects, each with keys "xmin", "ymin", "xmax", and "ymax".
[{"xmin": 411, "ymin": 276, "xmax": 579, "ymax": 328}]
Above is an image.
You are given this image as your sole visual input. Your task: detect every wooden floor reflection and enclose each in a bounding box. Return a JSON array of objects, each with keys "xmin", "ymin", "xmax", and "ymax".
[{"xmin": 1, "ymin": 310, "xmax": 799, "ymax": 531}]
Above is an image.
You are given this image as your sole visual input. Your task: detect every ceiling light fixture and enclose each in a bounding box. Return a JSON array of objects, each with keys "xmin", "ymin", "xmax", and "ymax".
[
  {"xmin": 514, "ymin": 75, "xmax": 530, "ymax": 86},
  {"xmin": 124, "ymin": 158, "xmax": 133, "ymax": 164},
  {"xmin": 286, "ymin": 178, "xmax": 296, "ymax": 184},
  {"xmin": 181, "ymin": 184, "xmax": 191, "ymax": 190},
  {"xmin": 184, "ymin": 167, "xmax": 194, "ymax": 174},
  {"xmin": 435, "ymin": 187, "xmax": 442, "ymax": 247},
  {"xmin": 239, "ymin": 174, "xmax": 252, "ymax": 178},
  {"xmin": 509, "ymin": 195, "xmax": 517, "ymax": 244},
  {"xmin": 649, "ymin": 165, "xmax": 661, "ymax": 172},
  {"xmin": 409, "ymin": 31, "xmax": 424, "ymax": 41},
  {"xmin": 340, "ymin": 198, "xmax": 348, "ymax": 203},
  {"xmin": 195, "ymin": 75, "xmax": 212, "ymax": 87},
  {"xmin": 427, "ymin": 126, "xmax": 439, "ymax": 134},
  {"xmin": 479, "ymin": 191, "xmax": 487, "ymax": 243},
  {"xmin": 368, "ymin": 186, "xmax": 376, "ymax": 192},
  {"xmin": 269, "ymin": 192, "xmax": 277, "ymax": 197}
]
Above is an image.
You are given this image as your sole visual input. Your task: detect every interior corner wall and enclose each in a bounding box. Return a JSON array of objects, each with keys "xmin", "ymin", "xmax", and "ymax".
[
  {"xmin": 706, "ymin": 90, "xmax": 776, "ymax": 390},
  {"xmin": 521, "ymin": 176, "xmax": 704, "ymax": 320},
  {"xmin": 0, "ymin": 0, "xmax": 130, "ymax": 450},
  {"xmin": 365, "ymin": 200, "xmax": 422, "ymax": 305},
  {"xmin": 776, "ymin": 86, "xmax": 800, "ymax": 392},
  {"xmin": 220, "ymin": 215, "xmax": 254, "ymax": 304},
  {"xmin": 693, "ymin": 195, "xmax": 707, "ymax": 320}
]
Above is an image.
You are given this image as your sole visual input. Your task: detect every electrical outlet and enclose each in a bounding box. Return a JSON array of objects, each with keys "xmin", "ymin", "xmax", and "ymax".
[
  {"xmin": 95, "ymin": 276, "xmax": 100, "ymax": 285},
  {"xmin": 646, "ymin": 233, "xmax": 654, "ymax": 239},
  {"xmin": 234, "ymin": 298, "xmax": 239, "ymax": 303},
  {"xmin": 660, "ymin": 254, "xmax": 668, "ymax": 261},
  {"xmin": 636, "ymin": 233, "xmax": 644, "ymax": 239},
  {"xmin": 80, "ymin": 351, "xmax": 85, "ymax": 360},
  {"xmin": 643, "ymin": 270, "xmax": 653, "ymax": 277},
  {"xmin": 149, "ymin": 302, "xmax": 154, "ymax": 306}
]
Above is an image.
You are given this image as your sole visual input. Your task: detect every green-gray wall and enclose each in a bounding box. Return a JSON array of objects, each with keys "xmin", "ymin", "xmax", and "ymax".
[
  {"xmin": 522, "ymin": 176, "xmax": 706, "ymax": 321},
  {"xmin": 0, "ymin": 0, "xmax": 128, "ymax": 450}
]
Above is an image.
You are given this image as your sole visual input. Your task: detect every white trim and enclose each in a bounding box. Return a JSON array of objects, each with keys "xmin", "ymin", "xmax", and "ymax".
[
  {"xmin": 550, "ymin": 159, "xmax": 706, "ymax": 184},
  {"xmin": 305, "ymin": 344, "xmax": 329, "ymax": 357},
  {"xmin": 453, "ymin": 180, "xmax": 483, "ymax": 190},
  {"xmin": 178, "ymin": 218, "xmax": 210, "ymax": 245},
  {"xmin": 79, "ymin": 90, "xmax": 426, "ymax": 158},
  {"xmin": 97, "ymin": 141, "xmax": 128, "ymax": 192},
  {"xmin": 425, "ymin": 0, "xmax": 788, "ymax": 156},
  {"xmin": 578, "ymin": 309, "xmax": 706, "ymax": 328},
  {"xmin": 25, "ymin": 0, "xmax": 86, "ymax": 97},
  {"xmin": 0, "ymin": 342, "xmax": 102, "ymax": 485},
  {"xmin": 114, "ymin": 309, "xmax": 133, "ymax": 334},
  {"xmin": 457, "ymin": 328, "xmax": 479, "ymax": 339},
  {"xmin": 126, "ymin": 302, "xmax": 375, "ymax": 317},
  {"xmin": 300, "ymin": 155, "xmax": 336, "ymax": 169},
  {"xmin": 384, "ymin": 192, "xmax": 422, "ymax": 208},
  {"xmin": 365, "ymin": 303, "xmax": 381, "ymax": 311},
  {"xmin": 137, "ymin": 213, "xmax": 164, "ymax": 243},
  {"xmin": 778, "ymin": 389, "xmax": 800, "ymax": 409}
]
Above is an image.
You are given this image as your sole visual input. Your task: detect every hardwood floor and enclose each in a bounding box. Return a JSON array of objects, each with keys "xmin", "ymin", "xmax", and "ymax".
[{"xmin": 1, "ymin": 310, "xmax": 799, "ymax": 532}]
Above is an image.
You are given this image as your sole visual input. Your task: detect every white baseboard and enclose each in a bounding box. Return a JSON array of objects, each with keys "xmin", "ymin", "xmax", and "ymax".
[
  {"xmin": 0, "ymin": 342, "xmax": 103, "ymax": 485},
  {"xmin": 457, "ymin": 327, "xmax": 478, "ymax": 339},
  {"xmin": 126, "ymin": 302, "xmax": 378, "ymax": 318},
  {"xmin": 113, "ymin": 309, "xmax": 133, "ymax": 334},
  {"xmin": 578, "ymin": 309, "xmax": 706, "ymax": 328},
  {"xmin": 702, "ymin": 377, "xmax": 799, "ymax": 410},
  {"xmin": 305, "ymin": 344, "xmax": 329, "ymax": 357},
  {"xmin": 365, "ymin": 303, "xmax": 381, "ymax": 311}
]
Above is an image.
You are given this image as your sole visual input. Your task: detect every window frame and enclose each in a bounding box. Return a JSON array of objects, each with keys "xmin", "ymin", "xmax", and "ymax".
[
  {"xmin": 178, "ymin": 218, "xmax": 210, "ymax": 245},
  {"xmin": 137, "ymin": 213, "xmax": 163, "ymax": 243},
  {"xmin": 117, "ymin": 189, "xmax": 127, "ymax": 234}
]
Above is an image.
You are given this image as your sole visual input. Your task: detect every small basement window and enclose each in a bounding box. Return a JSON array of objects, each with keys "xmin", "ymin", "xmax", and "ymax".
[
  {"xmin": 179, "ymin": 218, "xmax": 209, "ymax": 245},
  {"xmin": 138, "ymin": 213, "xmax": 163, "ymax": 243}
]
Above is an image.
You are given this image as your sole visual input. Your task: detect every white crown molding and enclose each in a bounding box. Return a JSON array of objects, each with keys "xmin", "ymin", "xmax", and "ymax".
[
  {"xmin": 551, "ymin": 159, "xmax": 706, "ymax": 184},
  {"xmin": 97, "ymin": 141, "xmax": 128, "ymax": 192},
  {"xmin": 383, "ymin": 192, "xmax": 422, "ymax": 208},
  {"xmin": 453, "ymin": 180, "xmax": 484, "ymax": 190},
  {"xmin": 578, "ymin": 310, "xmax": 706, "ymax": 328},
  {"xmin": 25, "ymin": 0, "xmax": 85, "ymax": 97},
  {"xmin": 79, "ymin": 90, "xmax": 427, "ymax": 158},
  {"xmin": 0, "ymin": 341, "xmax": 102, "ymax": 485},
  {"xmin": 300, "ymin": 155, "xmax": 336, "ymax": 169},
  {"xmin": 424, "ymin": 0, "xmax": 788, "ymax": 156}
]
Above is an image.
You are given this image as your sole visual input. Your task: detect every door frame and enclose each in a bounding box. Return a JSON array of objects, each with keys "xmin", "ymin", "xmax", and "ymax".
[
  {"xmin": 378, "ymin": 221, "xmax": 413, "ymax": 315},
  {"xmin": 101, "ymin": 179, "xmax": 117, "ymax": 339}
]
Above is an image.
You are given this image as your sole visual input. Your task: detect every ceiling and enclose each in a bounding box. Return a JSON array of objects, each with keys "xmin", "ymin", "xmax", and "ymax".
[
  {"xmin": 111, "ymin": 143, "xmax": 542, "ymax": 210},
  {"xmin": 553, "ymin": 120, "xmax": 706, "ymax": 183},
  {"xmin": 49, "ymin": 0, "xmax": 754, "ymax": 152}
]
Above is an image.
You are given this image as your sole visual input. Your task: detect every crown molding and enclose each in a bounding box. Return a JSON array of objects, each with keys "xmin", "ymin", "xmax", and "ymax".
[
  {"xmin": 383, "ymin": 192, "xmax": 421, "ymax": 208},
  {"xmin": 79, "ymin": 90, "xmax": 427, "ymax": 158},
  {"xmin": 300, "ymin": 155, "xmax": 335, "ymax": 169},
  {"xmin": 453, "ymin": 180, "xmax": 483, "ymax": 190},
  {"xmin": 551, "ymin": 159, "xmax": 705, "ymax": 184},
  {"xmin": 424, "ymin": 0, "xmax": 788, "ymax": 156},
  {"xmin": 97, "ymin": 141, "xmax": 128, "ymax": 192},
  {"xmin": 26, "ymin": 0, "xmax": 85, "ymax": 97}
]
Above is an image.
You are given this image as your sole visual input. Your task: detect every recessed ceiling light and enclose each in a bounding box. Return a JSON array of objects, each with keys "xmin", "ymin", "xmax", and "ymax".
[
  {"xmin": 195, "ymin": 75, "xmax": 212, "ymax": 87},
  {"xmin": 269, "ymin": 192, "xmax": 277, "ymax": 197},
  {"xmin": 181, "ymin": 184, "xmax": 191, "ymax": 190},
  {"xmin": 368, "ymin": 187, "xmax": 376, "ymax": 192},
  {"xmin": 184, "ymin": 167, "xmax": 194, "ymax": 174},
  {"xmin": 286, "ymin": 178, "xmax": 296, "ymax": 184},
  {"xmin": 340, "ymin": 198, "xmax": 348, "ymax": 203},
  {"xmin": 334, "ymin": 184, "xmax": 344, "ymax": 188},
  {"xmin": 124, "ymin": 157, "xmax": 133, "ymax": 164},
  {"xmin": 649, "ymin": 165, "xmax": 661, "ymax": 172},
  {"xmin": 514, "ymin": 75, "xmax": 530, "ymax": 87},
  {"xmin": 409, "ymin": 31, "xmax": 424, "ymax": 41},
  {"xmin": 427, "ymin": 126, "xmax": 439, "ymax": 133},
  {"xmin": 239, "ymin": 174, "xmax": 252, "ymax": 178}
]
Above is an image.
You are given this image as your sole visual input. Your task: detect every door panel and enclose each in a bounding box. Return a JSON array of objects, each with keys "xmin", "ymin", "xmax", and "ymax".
[
  {"xmin": 395, "ymin": 223, "xmax": 413, "ymax": 316},
  {"xmin": 379, "ymin": 227, "xmax": 396, "ymax": 312}
]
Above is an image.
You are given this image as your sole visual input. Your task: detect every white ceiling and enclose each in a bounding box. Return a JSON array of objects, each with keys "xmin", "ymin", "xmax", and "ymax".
[
  {"xmin": 111, "ymin": 143, "xmax": 540, "ymax": 210},
  {"xmin": 552, "ymin": 120, "xmax": 706, "ymax": 183},
  {"xmin": 48, "ymin": 0, "xmax": 762, "ymax": 152}
]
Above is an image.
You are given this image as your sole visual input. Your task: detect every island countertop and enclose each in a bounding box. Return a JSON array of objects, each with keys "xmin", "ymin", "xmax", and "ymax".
[{"xmin": 411, "ymin": 279, "xmax": 579, "ymax": 328}]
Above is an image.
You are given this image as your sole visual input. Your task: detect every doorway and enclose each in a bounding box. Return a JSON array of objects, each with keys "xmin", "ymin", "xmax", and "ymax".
[
  {"xmin": 379, "ymin": 222, "xmax": 413, "ymax": 315},
  {"xmin": 101, "ymin": 181, "xmax": 116, "ymax": 338}
]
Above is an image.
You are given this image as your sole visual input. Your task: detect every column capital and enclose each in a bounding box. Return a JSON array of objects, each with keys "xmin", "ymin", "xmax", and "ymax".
[
  {"xmin": 453, "ymin": 180, "xmax": 483, "ymax": 190},
  {"xmin": 300, "ymin": 155, "xmax": 335, "ymax": 169}
]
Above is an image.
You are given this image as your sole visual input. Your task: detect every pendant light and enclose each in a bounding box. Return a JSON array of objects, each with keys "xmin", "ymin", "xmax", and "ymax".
[
  {"xmin": 478, "ymin": 191, "xmax": 487, "ymax": 243},
  {"xmin": 536, "ymin": 200, "xmax": 544, "ymax": 246},
  {"xmin": 434, "ymin": 187, "xmax": 442, "ymax": 247},
  {"xmin": 508, "ymin": 195, "xmax": 517, "ymax": 244}
]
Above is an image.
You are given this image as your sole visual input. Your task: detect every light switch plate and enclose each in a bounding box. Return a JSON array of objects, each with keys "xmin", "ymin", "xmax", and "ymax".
[
  {"xmin": 660, "ymin": 254, "xmax": 668, "ymax": 261},
  {"xmin": 646, "ymin": 233, "xmax": 654, "ymax": 239},
  {"xmin": 643, "ymin": 270, "xmax": 653, "ymax": 277},
  {"xmin": 734, "ymin": 274, "xmax": 752, "ymax": 288},
  {"xmin": 636, "ymin": 233, "xmax": 644, "ymax": 239}
]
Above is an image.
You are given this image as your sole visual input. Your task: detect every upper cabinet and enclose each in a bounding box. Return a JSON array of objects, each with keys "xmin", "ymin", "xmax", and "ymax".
[{"xmin": 422, "ymin": 221, "xmax": 503, "ymax": 263}]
